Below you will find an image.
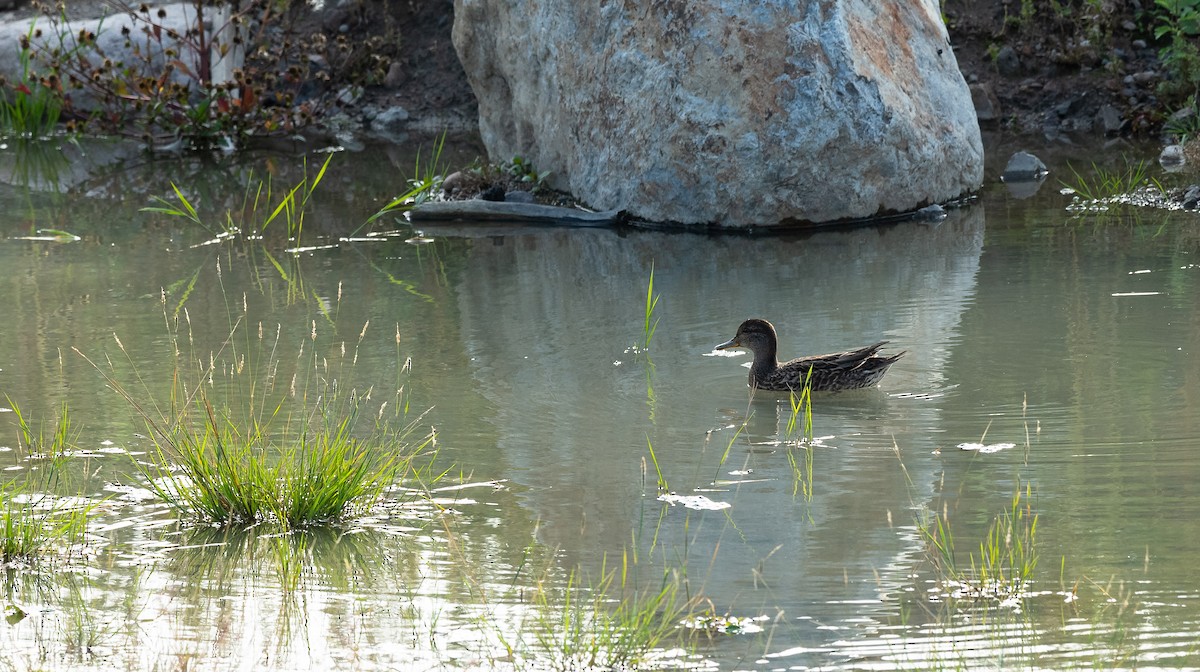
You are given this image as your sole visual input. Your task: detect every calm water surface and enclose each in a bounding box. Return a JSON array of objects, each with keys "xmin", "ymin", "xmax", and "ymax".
[{"xmin": 1, "ymin": 137, "xmax": 1199, "ymax": 670}]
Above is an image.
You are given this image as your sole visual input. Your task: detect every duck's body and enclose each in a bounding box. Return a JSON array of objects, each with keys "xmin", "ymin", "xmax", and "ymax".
[{"xmin": 715, "ymin": 318, "xmax": 903, "ymax": 392}]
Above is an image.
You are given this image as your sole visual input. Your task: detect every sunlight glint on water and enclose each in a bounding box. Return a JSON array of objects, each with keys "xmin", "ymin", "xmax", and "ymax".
[{"xmin": 1, "ymin": 141, "xmax": 1200, "ymax": 669}]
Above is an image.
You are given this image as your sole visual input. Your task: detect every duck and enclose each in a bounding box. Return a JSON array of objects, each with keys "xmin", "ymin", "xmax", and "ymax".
[{"xmin": 715, "ymin": 318, "xmax": 904, "ymax": 392}]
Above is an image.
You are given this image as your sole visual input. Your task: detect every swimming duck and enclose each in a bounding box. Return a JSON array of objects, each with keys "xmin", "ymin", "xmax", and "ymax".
[{"xmin": 715, "ymin": 318, "xmax": 903, "ymax": 392}]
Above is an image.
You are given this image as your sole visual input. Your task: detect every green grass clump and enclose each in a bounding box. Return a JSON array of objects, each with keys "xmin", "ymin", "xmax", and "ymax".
[
  {"xmin": 76, "ymin": 291, "xmax": 437, "ymax": 530},
  {"xmin": 523, "ymin": 553, "xmax": 693, "ymax": 671},
  {"xmin": 920, "ymin": 482, "xmax": 1040, "ymax": 600},
  {"xmin": 1, "ymin": 400, "xmax": 90, "ymax": 563},
  {"xmin": 133, "ymin": 395, "xmax": 427, "ymax": 529},
  {"xmin": 1064, "ymin": 160, "xmax": 1158, "ymax": 202},
  {"xmin": 366, "ymin": 133, "xmax": 449, "ymax": 224}
]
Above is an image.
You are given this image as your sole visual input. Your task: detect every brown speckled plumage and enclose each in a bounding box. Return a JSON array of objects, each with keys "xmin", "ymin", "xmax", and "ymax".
[{"xmin": 716, "ymin": 318, "xmax": 903, "ymax": 392}]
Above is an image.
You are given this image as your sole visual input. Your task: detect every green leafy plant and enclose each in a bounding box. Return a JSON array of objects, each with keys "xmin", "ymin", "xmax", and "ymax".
[
  {"xmin": 503, "ymin": 155, "xmax": 552, "ymax": 189},
  {"xmin": 1154, "ymin": 0, "xmax": 1200, "ymax": 103},
  {"xmin": 634, "ymin": 263, "xmax": 661, "ymax": 356},
  {"xmin": 143, "ymin": 153, "xmax": 333, "ymax": 241},
  {"xmin": 784, "ymin": 379, "xmax": 815, "ymax": 500},
  {"xmin": 23, "ymin": 1, "xmax": 397, "ymax": 148},
  {"xmin": 75, "ymin": 296, "xmax": 437, "ymax": 530}
]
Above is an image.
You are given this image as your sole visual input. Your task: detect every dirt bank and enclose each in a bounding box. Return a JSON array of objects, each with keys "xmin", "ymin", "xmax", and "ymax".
[{"xmin": 1, "ymin": 1, "xmax": 1186, "ymax": 143}]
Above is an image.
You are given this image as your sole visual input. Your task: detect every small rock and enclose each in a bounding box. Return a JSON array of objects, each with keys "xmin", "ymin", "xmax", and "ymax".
[
  {"xmin": 913, "ymin": 203, "xmax": 946, "ymax": 223},
  {"xmin": 1001, "ymin": 151, "xmax": 1048, "ymax": 183},
  {"xmin": 370, "ymin": 106, "xmax": 411, "ymax": 133},
  {"xmin": 970, "ymin": 83, "xmax": 1000, "ymax": 122},
  {"xmin": 996, "ymin": 46, "xmax": 1022, "ymax": 77},
  {"xmin": 1054, "ymin": 97, "xmax": 1084, "ymax": 118},
  {"xmin": 384, "ymin": 62, "xmax": 407, "ymax": 89},
  {"xmin": 442, "ymin": 171, "xmax": 467, "ymax": 197},
  {"xmin": 1132, "ymin": 39, "xmax": 1148, "ymax": 50},
  {"xmin": 1183, "ymin": 185, "xmax": 1200, "ymax": 210},
  {"xmin": 1096, "ymin": 104, "xmax": 1125, "ymax": 135},
  {"xmin": 1160, "ymin": 144, "xmax": 1185, "ymax": 169},
  {"xmin": 1122, "ymin": 20, "xmax": 1137, "ymax": 31},
  {"xmin": 1132, "ymin": 71, "xmax": 1158, "ymax": 85}
]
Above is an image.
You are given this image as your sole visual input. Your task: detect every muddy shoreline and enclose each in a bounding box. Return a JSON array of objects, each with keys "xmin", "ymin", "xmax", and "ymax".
[{"xmin": 0, "ymin": 1, "xmax": 1190, "ymax": 144}]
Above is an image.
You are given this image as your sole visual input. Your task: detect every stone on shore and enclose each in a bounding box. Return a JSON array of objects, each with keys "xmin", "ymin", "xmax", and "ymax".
[{"xmin": 453, "ymin": 0, "xmax": 984, "ymax": 228}]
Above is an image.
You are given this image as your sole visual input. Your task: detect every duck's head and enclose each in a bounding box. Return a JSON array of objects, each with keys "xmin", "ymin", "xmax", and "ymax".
[{"xmin": 715, "ymin": 318, "xmax": 778, "ymax": 354}]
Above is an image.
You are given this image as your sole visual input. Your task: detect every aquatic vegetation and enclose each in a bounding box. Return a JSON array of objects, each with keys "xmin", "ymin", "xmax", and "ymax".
[
  {"xmin": 129, "ymin": 394, "xmax": 429, "ymax": 529},
  {"xmin": 1062, "ymin": 159, "xmax": 1162, "ymax": 209},
  {"xmin": 641, "ymin": 263, "xmax": 661, "ymax": 355},
  {"xmin": 919, "ymin": 482, "xmax": 1040, "ymax": 602},
  {"xmin": 643, "ymin": 437, "xmax": 669, "ymax": 494},
  {"xmin": 365, "ymin": 133, "xmax": 449, "ymax": 224},
  {"xmin": 75, "ymin": 292, "xmax": 437, "ymax": 530},
  {"xmin": 143, "ymin": 153, "xmax": 333, "ymax": 242},
  {"xmin": 783, "ymin": 383, "xmax": 815, "ymax": 500},
  {"xmin": 1, "ymin": 400, "xmax": 90, "ymax": 564},
  {"xmin": 519, "ymin": 553, "xmax": 695, "ymax": 671}
]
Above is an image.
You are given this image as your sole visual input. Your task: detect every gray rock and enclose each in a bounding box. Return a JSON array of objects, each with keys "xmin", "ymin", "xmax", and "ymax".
[
  {"xmin": 369, "ymin": 106, "xmax": 411, "ymax": 133},
  {"xmin": 1001, "ymin": 151, "xmax": 1048, "ymax": 183},
  {"xmin": 452, "ymin": 0, "xmax": 983, "ymax": 228},
  {"xmin": 1183, "ymin": 185, "xmax": 1200, "ymax": 210},
  {"xmin": 1097, "ymin": 104, "xmax": 1125, "ymax": 135},
  {"xmin": 914, "ymin": 203, "xmax": 946, "ymax": 223},
  {"xmin": 970, "ymin": 83, "xmax": 1000, "ymax": 121},
  {"xmin": 996, "ymin": 46, "xmax": 1022, "ymax": 77},
  {"xmin": 1159, "ymin": 144, "xmax": 1186, "ymax": 169}
]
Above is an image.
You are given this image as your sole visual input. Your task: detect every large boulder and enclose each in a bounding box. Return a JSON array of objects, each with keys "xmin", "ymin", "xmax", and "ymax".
[{"xmin": 453, "ymin": 0, "xmax": 983, "ymax": 228}]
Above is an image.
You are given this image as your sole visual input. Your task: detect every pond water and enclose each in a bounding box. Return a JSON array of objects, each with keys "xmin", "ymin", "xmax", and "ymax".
[{"xmin": 1, "ymin": 134, "xmax": 1200, "ymax": 670}]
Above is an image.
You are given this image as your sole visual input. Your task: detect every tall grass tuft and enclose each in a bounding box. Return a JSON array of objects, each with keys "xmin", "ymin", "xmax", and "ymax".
[
  {"xmin": 1, "ymin": 399, "xmax": 91, "ymax": 563},
  {"xmin": 75, "ymin": 296, "xmax": 436, "ymax": 530},
  {"xmin": 784, "ymin": 381, "xmax": 815, "ymax": 500},
  {"xmin": 143, "ymin": 153, "xmax": 334, "ymax": 242},
  {"xmin": 1064, "ymin": 159, "xmax": 1159, "ymax": 202},
  {"xmin": 524, "ymin": 552, "xmax": 693, "ymax": 671},
  {"xmin": 641, "ymin": 262, "xmax": 661, "ymax": 354},
  {"xmin": 365, "ymin": 133, "xmax": 449, "ymax": 225},
  {"xmin": 920, "ymin": 482, "xmax": 1040, "ymax": 600}
]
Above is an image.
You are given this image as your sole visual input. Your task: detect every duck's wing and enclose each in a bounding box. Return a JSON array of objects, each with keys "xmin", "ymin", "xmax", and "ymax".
[
  {"xmin": 793, "ymin": 341, "xmax": 895, "ymax": 370},
  {"xmin": 777, "ymin": 342, "xmax": 904, "ymax": 391}
]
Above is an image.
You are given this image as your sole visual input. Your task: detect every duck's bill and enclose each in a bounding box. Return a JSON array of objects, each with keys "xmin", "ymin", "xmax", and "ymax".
[{"xmin": 714, "ymin": 338, "xmax": 739, "ymax": 350}]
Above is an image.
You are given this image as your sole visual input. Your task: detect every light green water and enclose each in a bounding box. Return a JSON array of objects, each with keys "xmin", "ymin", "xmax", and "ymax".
[{"xmin": 1, "ymin": 137, "xmax": 1200, "ymax": 670}]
